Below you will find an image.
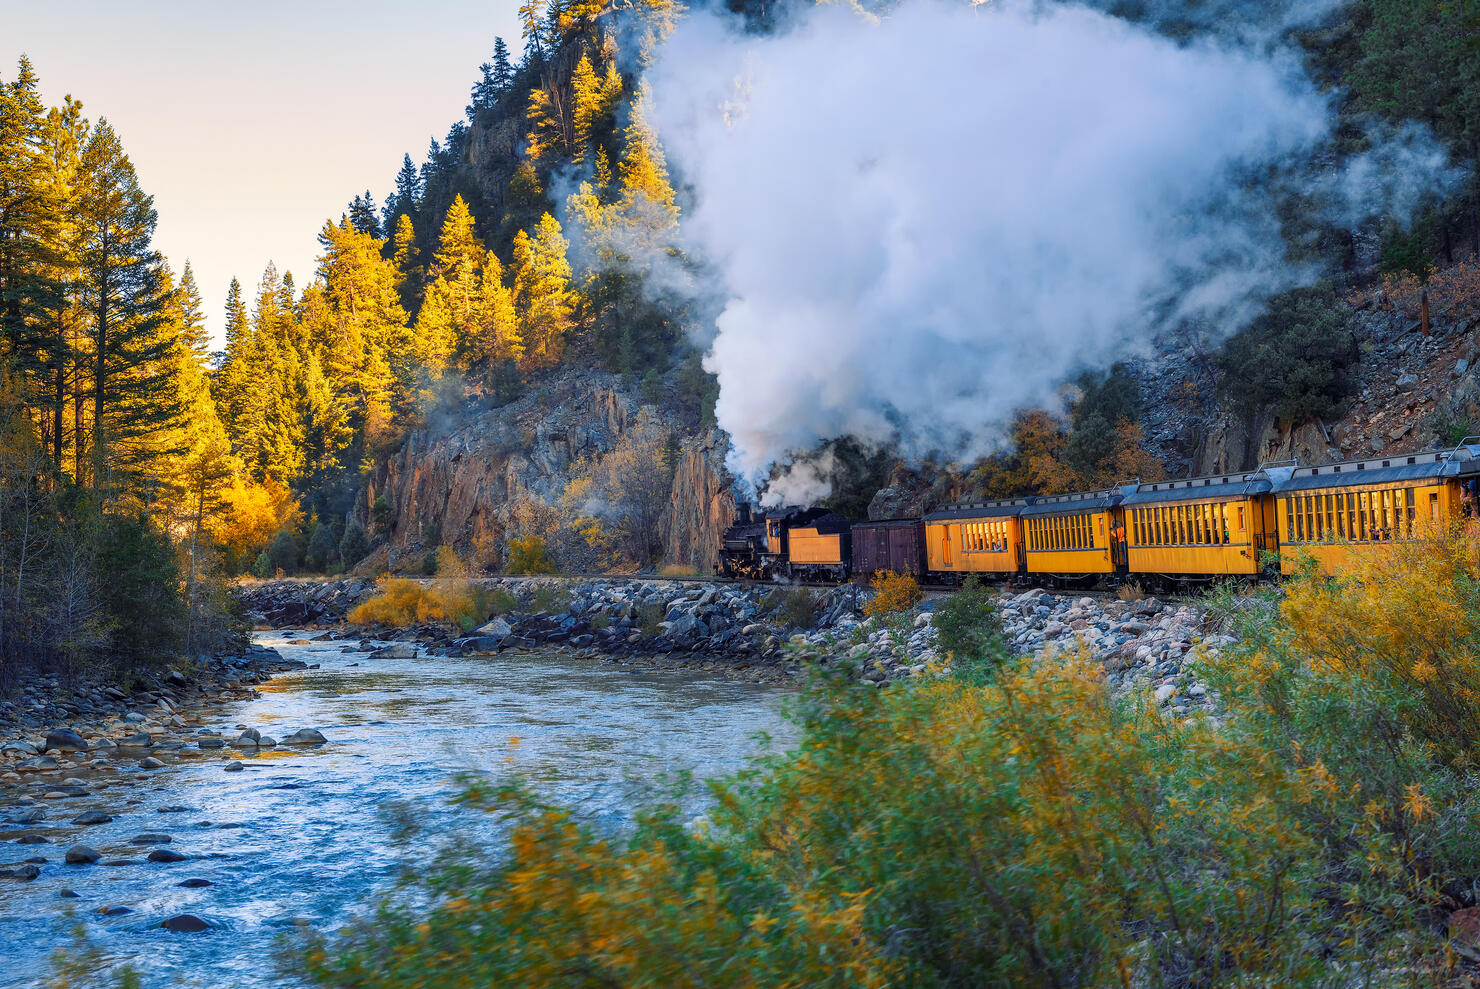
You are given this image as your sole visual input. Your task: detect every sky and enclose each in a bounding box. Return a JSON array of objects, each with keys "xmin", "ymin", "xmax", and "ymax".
[{"xmin": 2, "ymin": 0, "xmax": 523, "ymax": 346}]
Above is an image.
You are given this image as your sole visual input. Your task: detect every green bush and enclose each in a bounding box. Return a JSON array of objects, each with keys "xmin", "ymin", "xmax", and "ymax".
[
  {"xmin": 930, "ymin": 576, "xmax": 1007, "ymax": 681},
  {"xmin": 1217, "ymin": 284, "xmax": 1357, "ymax": 427},
  {"xmin": 305, "ymin": 522, "xmax": 338, "ymax": 572},
  {"xmin": 764, "ymin": 587, "xmax": 820, "ymax": 629},
  {"xmin": 637, "ymin": 601, "xmax": 665, "ymax": 637},
  {"xmin": 268, "ymin": 530, "xmax": 300, "ymax": 575},
  {"xmin": 339, "ymin": 521, "xmax": 369, "ymax": 568},
  {"xmin": 96, "ymin": 512, "xmax": 186, "ymax": 670},
  {"xmin": 485, "ymin": 587, "xmax": 519, "ymax": 616},
  {"xmin": 531, "ymin": 583, "xmax": 571, "ymax": 614},
  {"xmin": 250, "ymin": 551, "xmax": 272, "ymax": 578}
]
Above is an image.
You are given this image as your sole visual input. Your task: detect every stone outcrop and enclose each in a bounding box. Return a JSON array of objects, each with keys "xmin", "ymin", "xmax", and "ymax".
[{"xmin": 351, "ymin": 370, "xmax": 734, "ymax": 573}]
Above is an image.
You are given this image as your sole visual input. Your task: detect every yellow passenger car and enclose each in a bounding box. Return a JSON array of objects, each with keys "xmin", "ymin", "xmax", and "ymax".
[
  {"xmin": 923, "ymin": 499, "xmax": 1031, "ymax": 579},
  {"xmin": 1273, "ymin": 449, "xmax": 1480, "ymax": 575},
  {"xmin": 1121, "ymin": 472, "xmax": 1277, "ymax": 577},
  {"xmin": 1021, "ymin": 489, "xmax": 1125, "ymax": 577}
]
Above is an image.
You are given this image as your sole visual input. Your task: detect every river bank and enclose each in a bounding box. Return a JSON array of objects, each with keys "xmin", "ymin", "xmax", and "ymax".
[
  {"xmin": 0, "ymin": 632, "xmax": 795, "ymax": 987},
  {"xmin": 241, "ymin": 576, "xmax": 1231, "ymax": 710}
]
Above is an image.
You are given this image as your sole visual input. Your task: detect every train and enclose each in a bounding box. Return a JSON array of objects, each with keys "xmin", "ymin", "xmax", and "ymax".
[{"xmin": 717, "ymin": 443, "xmax": 1480, "ymax": 587}]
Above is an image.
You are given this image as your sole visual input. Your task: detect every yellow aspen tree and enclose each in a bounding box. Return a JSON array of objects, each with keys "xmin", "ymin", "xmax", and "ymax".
[
  {"xmin": 511, "ymin": 213, "xmax": 576, "ymax": 370},
  {"xmin": 476, "ymin": 250, "xmax": 522, "ymax": 365}
]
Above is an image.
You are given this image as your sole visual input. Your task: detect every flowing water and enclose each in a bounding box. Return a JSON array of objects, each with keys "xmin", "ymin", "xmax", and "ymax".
[{"xmin": 0, "ymin": 633, "xmax": 798, "ymax": 988}]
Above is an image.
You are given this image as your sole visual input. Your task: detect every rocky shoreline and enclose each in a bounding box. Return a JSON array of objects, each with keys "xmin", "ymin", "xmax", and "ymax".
[
  {"xmin": 0, "ymin": 643, "xmax": 331, "ymax": 901},
  {"xmin": 241, "ymin": 577, "xmax": 1231, "ymax": 710}
]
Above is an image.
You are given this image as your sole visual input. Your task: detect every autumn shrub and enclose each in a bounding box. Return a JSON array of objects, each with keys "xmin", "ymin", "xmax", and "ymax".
[
  {"xmin": 506, "ymin": 536, "xmax": 556, "ymax": 575},
  {"xmin": 862, "ymin": 570, "xmax": 922, "ymax": 617},
  {"xmin": 347, "ymin": 577, "xmax": 490, "ymax": 631}
]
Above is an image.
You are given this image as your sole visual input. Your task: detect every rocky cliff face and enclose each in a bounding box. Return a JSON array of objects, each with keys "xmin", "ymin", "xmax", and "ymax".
[
  {"xmin": 662, "ymin": 433, "xmax": 735, "ymax": 573},
  {"xmin": 353, "ymin": 370, "xmax": 733, "ymax": 572}
]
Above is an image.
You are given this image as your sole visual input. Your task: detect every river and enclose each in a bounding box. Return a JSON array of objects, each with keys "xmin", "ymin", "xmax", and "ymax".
[{"xmin": 0, "ymin": 632, "xmax": 798, "ymax": 988}]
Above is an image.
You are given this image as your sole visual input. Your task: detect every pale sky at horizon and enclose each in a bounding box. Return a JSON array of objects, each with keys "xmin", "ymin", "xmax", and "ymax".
[{"xmin": 3, "ymin": 0, "xmax": 524, "ymax": 347}]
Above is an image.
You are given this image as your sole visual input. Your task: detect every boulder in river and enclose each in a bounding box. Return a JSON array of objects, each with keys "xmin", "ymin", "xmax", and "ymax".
[
  {"xmin": 73, "ymin": 810, "xmax": 112, "ymax": 825},
  {"xmin": 177, "ymin": 878, "xmax": 214, "ymax": 888},
  {"xmin": 162, "ymin": 913, "xmax": 211, "ymax": 932},
  {"xmin": 44, "ymin": 728, "xmax": 88, "ymax": 752},
  {"xmin": 130, "ymin": 833, "xmax": 173, "ymax": 845},
  {"xmin": 65, "ymin": 844, "xmax": 101, "ymax": 865},
  {"xmin": 138, "ymin": 756, "xmax": 165, "ymax": 769},
  {"xmin": 369, "ymin": 643, "xmax": 417, "ymax": 659},
  {"xmin": 280, "ymin": 728, "xmax": 326, "ymax": 745},
  {"xmin": 98, "ymin": 906, "xmax": 133, "ymax": 917},
  {"xmin": 222, "ymin": 761, "xmax": 243, "ymax": 772},
  {"xmin": 147, "ymin": 849, "xmax": 187, "ymax": 863},
  {"xmin": 117, "ymin": 734, "xmax": 153, "ymax": 748}
]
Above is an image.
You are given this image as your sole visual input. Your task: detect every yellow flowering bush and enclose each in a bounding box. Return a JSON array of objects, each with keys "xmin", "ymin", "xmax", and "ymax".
[{"xmin": 861, "ymin": 569, "xmax": 922, "ymax": 617}]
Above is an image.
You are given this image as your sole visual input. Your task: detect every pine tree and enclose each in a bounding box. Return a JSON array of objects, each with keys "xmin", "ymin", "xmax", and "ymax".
[
  {"xmin": 572, "ymin": 54, "xmax": 623, "ymax": 156},
  {"xmin": 492, "ymin": 37, "xmax": 514, "ymax": 94},
  {"xmin": 618, "ymin": 85, "xmax": 678, "ymax": 236},
  {"xmin": 383, "ymin": 153, "xmax": 421, "ymax": 232},
  {"xmin": 349, "ymin": 190, "xmax": 381, "ymax": 238},
  {"xmin": 511, "ymin": 212, "xmax": 576, "ymax": 369},
  {"xmin": 520, "ymin": 0, "xmax": 547, "ymax": 65},
  {"xmin": 468, "ymin": 37, "xmax": 514, "ymax": 119},
  {"xmin": 35, "ymin": 92, "xmax": 89, "ymax": 470},
  {"xmin": 390, "ymin": 213, "xmax": 422, "ymax": 315},
  {"xmin": 0, "ymin": 56, "xmax": 54, "ymax": 399},
  {"xmin": 75, "ymin": 119, "xmax": 181, "ymax": 493},
  {"xmin": 421, "ymin": 195, "xmax": 486, "ymax": 368},
  {"xmin": 478, "ymin": 250, "xmax": 521, "ymax": 365},
  {"xmin": 176, "ymin": 261, "xmax": 207, "ymax": 359},
  {"xmin": 312, "ymin": 218, "xmax": 410, "ymax": 454}
]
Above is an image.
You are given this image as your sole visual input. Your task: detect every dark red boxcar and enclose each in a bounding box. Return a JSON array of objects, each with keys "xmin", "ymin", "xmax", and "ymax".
[{"xmin": 851, "ymin": 519, "xmax": 927, "ymax": 577}]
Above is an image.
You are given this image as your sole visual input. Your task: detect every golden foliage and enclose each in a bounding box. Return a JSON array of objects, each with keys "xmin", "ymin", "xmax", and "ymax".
[
  {"xmin": 214, "ymin": 478, "xmax": 301, "ymax": 568},
  {"xmin": 347, "ymin": 576, "xmax": 489, "ymax": 631},
  {"xmin": 862, "ymin": 570, "xmax": 922, "ymax": 617},
  {"xmin": 1277, "ymin": 524, "xmax": 1480, "ymax": 760},
  {"xmin": 506, "ymin": 535, "xmax": 557, "ymax": 575}
]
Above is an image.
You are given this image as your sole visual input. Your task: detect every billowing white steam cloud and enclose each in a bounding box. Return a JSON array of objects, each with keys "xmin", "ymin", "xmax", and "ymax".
[{"xmin": 643, "ymin": 0, "xmax": 1458, "ymax": 503}]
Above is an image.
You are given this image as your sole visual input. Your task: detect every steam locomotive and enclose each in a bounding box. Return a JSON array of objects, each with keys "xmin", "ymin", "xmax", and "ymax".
[{"xmin": 718, "ymin": 444, "xmax": 1480, "ymax": 585}]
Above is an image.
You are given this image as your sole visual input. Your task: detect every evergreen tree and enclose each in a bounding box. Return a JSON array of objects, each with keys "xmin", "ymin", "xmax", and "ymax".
[
  {"xmin": 0, "ymin": 56, "xmax": 55, "ymax": 399},
  {"xmin": 492, "ymin": 37, "xmax": 514, "ymax": 94},
  {"xmin": 35, "ymin": 92, "xmax": 89, "ymax": 470},
  {"xmin": 74, "ymin": 119, "xmax": 181, "ymax": 493},
  {"xmin": 390, "ymin": 213, "xmax": 422, "ymax": 315},
  {"xmin": 383, "ymin": 153, "xmax": 421, "ymax": 232},
  {"xmin": 511, "ymin": 212, "xmax": 576, "ymax": 369},
  {"xmin": 176, "ymin": 261, "xmax": 208, "ymax": 359},
  {"xmin": 478, "ymin": 250, "xmax": 521, "ymax": 365},
  {"xmin": 571, "ymin": 54, "xmax": 623, "ymax": 157},
  {"xmin": 348, "ymin": 190, "xmax": 381, "ymax": 238},
  {"xmin": 520, "ymin": 0, "xmax": 547, "ymax": 65}
]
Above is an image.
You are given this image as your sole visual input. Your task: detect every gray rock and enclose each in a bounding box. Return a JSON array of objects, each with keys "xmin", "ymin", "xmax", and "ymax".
[
  {"xmin": 117, "ymin": 733, "xmax": 152, "ymax": 748},
  {"xmin": 177, "ymin": 878, "xmax": 214, "ymax": 888},
  {"xmin": 162, "ymin": 913, "xmax": 211, "ymax": 932},
  {"xmin": 122, "ymin": 712, "xmax": 146, "ymax": 724},
  {"xmin": 222, "ymin": 761, "xmax": 243, "ymax": 772},
  {"xmin": 369, "ymin": 643, "xmax": 417, "ymax": 659},
  {"xmin": 472, "ymin": 617, "xmax": 513, "ymax": 639},
  {"xmin": 147, "ymin": 848, "xmax": 187, "ymax": 863},
  {"xmin": 281, "ymin": 728, "xmax": 326, "ymax": 745},
  {"xmin": 1457, "ymin": 358, "xmax": 1470, "ymax": 378},
  {"xmin": 44, "ymin": 728, "xmax": 89, "ymax": 752},
  {"xmin": 237, "ymin": 728, "xmax": 260, "ymax": 743},
  {"xmin": 99, "ymin": 905, "xmax": 133, "ymax": 917},
  {"xmin": 17, "ymin": 834, "xmax": 50, "ymax": 845},
  {"xmin": 130, "ymin": 833, "xmax": 172, "ymax": 845},
  {"xmin": 138, "ymin": 756, "xmax": 165, "ymax": 769},
  {"xmin": 65, "ymin": 844, "xmax": 101, "ymax": 865},
  {"xmin": 13, "ymin": 808, "xmax": 46, "ymax": 824},
  {"xmin": 73, "ymin": 811, "xmax": 112, "ymax": 825}
]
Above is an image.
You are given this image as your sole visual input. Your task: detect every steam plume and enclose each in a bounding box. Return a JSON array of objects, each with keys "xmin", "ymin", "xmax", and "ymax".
[{"xmin": 642, "ymin": 0, "xmax": 1461, "ymax": 504}]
